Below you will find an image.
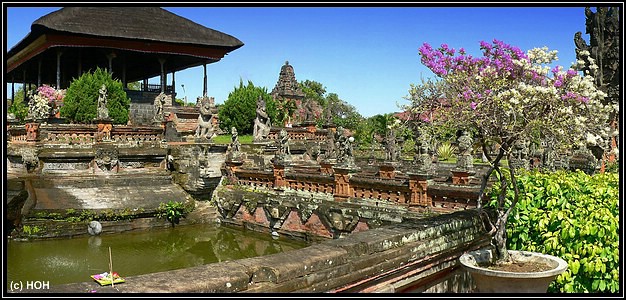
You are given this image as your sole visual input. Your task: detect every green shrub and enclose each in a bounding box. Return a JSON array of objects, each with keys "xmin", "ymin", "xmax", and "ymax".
[
  {"xmin": 8, "ymin": 86, "xmax": 30, "ymax": 122},
  {"xmin": 156, "ymin": 200, "xmax": 193, "ymax": 226},
  {"xmin": 500, "ymin": 170, "xmax": 619, "ymax": 293},
  {"xmin": 60, "ymin": 67, "xmax": 130, "ymax": 124},
  {"xmin": 218, "ymin": 79, "xmax": 275, "ymax": 135}
]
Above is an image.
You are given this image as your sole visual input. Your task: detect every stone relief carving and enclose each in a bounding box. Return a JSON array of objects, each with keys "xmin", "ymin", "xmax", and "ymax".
[
  {"xmin": 94, "ymin": 148, "xmax": 119, "ymax": 172},
  {"xmin": 21, "ymin": 148, "xmax": 39, "ymax": 172}
]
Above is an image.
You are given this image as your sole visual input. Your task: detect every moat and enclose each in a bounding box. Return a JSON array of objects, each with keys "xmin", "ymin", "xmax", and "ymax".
[{"xmin": 7, "ymin": 222, "xmax": 310, "ymax": 286}]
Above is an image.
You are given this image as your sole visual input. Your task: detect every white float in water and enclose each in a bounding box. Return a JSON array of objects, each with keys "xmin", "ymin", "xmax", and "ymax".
[{"xmin": 88, "ymin": 221, "xmax": 102, "ymax": 235}]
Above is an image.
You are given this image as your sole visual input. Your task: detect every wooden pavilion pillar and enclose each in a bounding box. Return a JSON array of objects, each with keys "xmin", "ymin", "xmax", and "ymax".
[
  {"xmin": 159, "ymin": 57, "xmax": 167, "ymax": 93},
  {"xmin": 106, "ymin": 51, "xmax": 116, "ymax": 75},
  {"xmin": 56, "ymin": 48, "xmax": 63, "ymax": 89},
  {"xmin": 171, "ymin": 70, "xmax": 176, "ymax": 96},
  {"xmin": 203, "ymin": 63, "xmax": 207, "ymax": 97},
  {"xmin": 22, "ymin": 69, "xmax": 27, "ymax": 100},
  {"xmin": 11, "ymin": 77, "xmax": 15, "ymax": 103},
  {"xmin": 121, "ymin": 57, "xmax": 127, "ymax": 88},
  {"xmin": 37, "ymin": 59, "xmax": 42, "ymax": 87},
  {"xmin": 77, "ymin": 48, "xmax": 82, "ymax": 76}
]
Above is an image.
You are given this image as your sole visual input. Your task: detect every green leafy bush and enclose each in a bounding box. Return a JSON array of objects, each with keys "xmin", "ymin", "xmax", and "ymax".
[
  {"xmin": 60, "ymin": 67, "xmax": 130, "ymax": 124},
  {"xmin": 499, "ymin": 170, "xmax": 619, "ymax": 293},
  {"xmin": 156, "ymin": 200, "xmax": 193, "ymax": 226}
]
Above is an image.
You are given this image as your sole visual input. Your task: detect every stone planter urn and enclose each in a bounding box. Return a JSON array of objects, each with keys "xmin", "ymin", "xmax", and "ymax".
[{"xmin": 459, "ymin": 248, "xmax": 568, "ymax": 293}]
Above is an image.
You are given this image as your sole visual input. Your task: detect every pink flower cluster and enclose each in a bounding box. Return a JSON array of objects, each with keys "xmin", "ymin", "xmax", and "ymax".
[{"xmin": 36, "ymin": 84, "xmax": 65, "ymax": 103}]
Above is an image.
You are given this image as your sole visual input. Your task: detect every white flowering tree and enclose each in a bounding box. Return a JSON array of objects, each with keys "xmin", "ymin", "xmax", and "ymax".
[{"xmin": 414, "ymin": 39, "xmax": 615, "ymax": 263}]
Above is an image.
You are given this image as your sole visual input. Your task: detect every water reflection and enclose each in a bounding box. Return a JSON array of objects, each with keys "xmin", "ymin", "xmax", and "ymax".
[{"xmin": 7, "ymin": 223, "xmax": 310, "ymax": 286}]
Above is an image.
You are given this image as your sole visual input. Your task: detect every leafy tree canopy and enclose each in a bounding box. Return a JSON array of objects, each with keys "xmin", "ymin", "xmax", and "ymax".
[
  {"xmin": 219, "ymin": 79, "xmax": 275, "ymax": 135},
  {"xmin": 60, "ymin": 67, "xmax": 130, "ymax": 124}
]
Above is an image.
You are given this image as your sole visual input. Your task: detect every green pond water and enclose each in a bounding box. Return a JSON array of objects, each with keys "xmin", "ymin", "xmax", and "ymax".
[{"xmin": 6, "ymin": 223, "xmax": 311, "ymax": 286}]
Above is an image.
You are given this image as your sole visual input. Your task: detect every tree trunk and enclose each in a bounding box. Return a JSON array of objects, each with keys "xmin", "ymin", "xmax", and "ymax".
[{"xmin": 493, "ymin": 210, "xmax": 510, "ymax": 263}]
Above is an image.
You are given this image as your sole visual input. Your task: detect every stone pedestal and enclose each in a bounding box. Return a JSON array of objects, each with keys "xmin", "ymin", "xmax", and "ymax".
[
  {"xmin": 378, "ymin": 162, "xmax": 398, "ymax": 179},
  {"xmin": 224, "ymin": 160, "xmax": 244, "ymax": 184},
  {"xmin": 320, "ymin": 159, "xmax": 336, "ymax": 175},
  {"xmin": 95, "ymin": 119, "xmax": 114, "ymax": 142},
  {"xmin": 451, "ymin": 169, "xmax": 474, "ymax": 185},
  {"xmin": 301, "ymin": 120, "xmax": 317, "ymax": 133}
]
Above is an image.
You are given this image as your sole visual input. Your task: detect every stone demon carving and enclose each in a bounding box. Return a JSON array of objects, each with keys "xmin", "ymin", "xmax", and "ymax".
[{"xmin": 195, "ymin": 97, "xmax": 218, "ymax": 139}]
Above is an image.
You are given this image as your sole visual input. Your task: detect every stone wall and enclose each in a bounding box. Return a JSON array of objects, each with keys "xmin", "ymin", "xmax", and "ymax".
[{"xmin": 128, "ymin": 103, "xmax": 157, "ymax": 126}]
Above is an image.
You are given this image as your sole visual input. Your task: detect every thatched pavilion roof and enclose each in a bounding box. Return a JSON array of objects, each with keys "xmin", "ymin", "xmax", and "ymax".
[{"xmin": 7, "ymin": 7, "xmax": 244, "ymax": 87}]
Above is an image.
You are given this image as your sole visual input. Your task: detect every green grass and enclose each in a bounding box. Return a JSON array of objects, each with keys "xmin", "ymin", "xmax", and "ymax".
[{"xmin": 212, "ymin": 134, "xmax": 253, "ymax": 145}]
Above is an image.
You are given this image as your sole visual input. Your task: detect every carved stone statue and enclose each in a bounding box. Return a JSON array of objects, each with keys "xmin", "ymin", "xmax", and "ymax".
[
  {"xmin": 323, "ymin": 129, "xmax": 337, "ymax": 160},
  {"xmin": 574, "ymin": 7, "xmax": 620, "ymax": 104},
  {"xmin": 456, "ymin": 130, "xmax": 474, "ymax": 170},
  {"xmin": 154, "ymin": 92, "xmax": 167, "ymax": 122},
  {"xmin": 97, "ymin": 84, "xmax": 110, "ymax": 120},
  {"xmin": 195, "ymin": 96, "xmax": 218, "ymax": 139},
  {"xmin": 277, "ymin": 128, "xmax": 291, "ymax": 156},
  {"xmin": 253, "ymin": 96, "xmax": 271, "ymax": 142},
  {"xmin": 272, "ymin": 128, "xmax": 291, "ymax": 164},
  {"xmin": 227, "ymin": 126, "xmax": 242, "ymax": 162},
  {"xmin": 509, "ymin": 137, "xmax": 530, "ymax": 170},
  {"xmin": 385, "ymin": 129, "xmax": 397, "ymax": 162},
  {"xmin": 303, "ymin": 142, "xmax": 321, "ymax": 163},
  {"xmin": 336, "ymin": 127, "xmax": 355, "ymax": 167},
  {"xmin": 230, "ymin": 126, "xmax": 241, "ymax": 153}
]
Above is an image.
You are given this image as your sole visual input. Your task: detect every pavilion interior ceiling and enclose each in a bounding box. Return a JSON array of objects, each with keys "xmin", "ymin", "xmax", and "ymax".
[{"xmin": 7, "ymin": 45, "xmax": 220, "ymax": 88}]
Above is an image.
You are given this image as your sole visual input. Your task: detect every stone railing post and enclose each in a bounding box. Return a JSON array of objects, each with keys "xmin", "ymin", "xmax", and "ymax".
[
  {"xmin": 333, "ymin": 166, "xmax": 358, "ymax": 202},
  {"xmin": 408, "ymin": 173, "xmax": 431, "ymax": 207},
  {"xmin": 273, "ymin": 161, "xmax": 287, "ymax": 190},
  {"xmin": 25, "ymin": 122, "xmax": 40, "ymax": 142}
]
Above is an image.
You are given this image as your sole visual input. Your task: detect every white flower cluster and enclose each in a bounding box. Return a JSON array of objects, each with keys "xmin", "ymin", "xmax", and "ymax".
[
  {"xmin": 27, "ymin": 90, "xmax": 52, "ymax": 120},
  {"xmin": 527, "ymin": 47, "xmax": 558, "ymax": 65}
]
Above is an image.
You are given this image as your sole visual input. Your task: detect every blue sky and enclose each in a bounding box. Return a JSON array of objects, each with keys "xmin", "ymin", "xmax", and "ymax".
[{"xmin": 5, "ymin": 5, "xmax": 593, "ymax": 117}]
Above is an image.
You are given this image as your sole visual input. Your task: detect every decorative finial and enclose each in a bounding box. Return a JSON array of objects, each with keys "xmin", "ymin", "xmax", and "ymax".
[{"xmin": 285, "ymin": 61, "xmax": 289, "ymax": 65}]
